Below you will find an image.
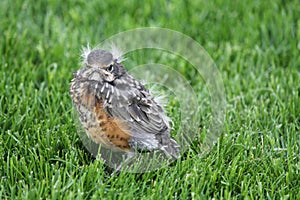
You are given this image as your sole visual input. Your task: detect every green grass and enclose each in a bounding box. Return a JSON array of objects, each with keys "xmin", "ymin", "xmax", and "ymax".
[{"xmin": 1, "ymin": 0, "xmax": 299, "ymax": 199}]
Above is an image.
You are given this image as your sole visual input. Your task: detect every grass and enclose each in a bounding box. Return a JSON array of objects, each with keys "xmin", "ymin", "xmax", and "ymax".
[{"xmin": 1, "ymin": 0, "xmax": 299, "ymax": 199}]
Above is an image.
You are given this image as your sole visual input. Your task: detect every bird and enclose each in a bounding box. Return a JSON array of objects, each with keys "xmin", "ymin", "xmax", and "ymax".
[{"xmin": 70, "ymin": 46, "xmax": 180, "ymax": 170}]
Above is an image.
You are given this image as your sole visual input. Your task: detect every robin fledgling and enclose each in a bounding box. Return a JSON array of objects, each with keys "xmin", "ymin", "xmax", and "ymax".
[{"xmin": 70, "ymin": 46, "xmax": 180, "ymax": 169}]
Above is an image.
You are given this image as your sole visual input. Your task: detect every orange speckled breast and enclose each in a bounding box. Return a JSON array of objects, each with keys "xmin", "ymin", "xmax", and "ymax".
[
  {"xmin": 92, "ymin": 100, "xmax": 131, "ymax": 151},
  {"xmin": 71, "ymin": 81, "xmax": 131, "ymax": 151}
]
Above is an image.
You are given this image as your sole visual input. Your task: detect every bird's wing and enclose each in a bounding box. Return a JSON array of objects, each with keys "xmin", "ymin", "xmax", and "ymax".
[
  {"xmin": 115, "ymin": 88, "xmax": 169, "ymax": 134},
  {"xmin": 95, "ymin": 77, "xmax": 170, "ymax": 140}
]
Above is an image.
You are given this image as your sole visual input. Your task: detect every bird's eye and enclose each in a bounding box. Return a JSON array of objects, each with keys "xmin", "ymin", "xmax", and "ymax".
[{"xmin": 106, "ymin": 64, "xmax": 114, "ymax": 73}]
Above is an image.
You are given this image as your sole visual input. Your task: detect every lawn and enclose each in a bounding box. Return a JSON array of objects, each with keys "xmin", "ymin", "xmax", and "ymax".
[{"xmin": 1, "ymin": 0, "xmax": 299, "ymax": 199}]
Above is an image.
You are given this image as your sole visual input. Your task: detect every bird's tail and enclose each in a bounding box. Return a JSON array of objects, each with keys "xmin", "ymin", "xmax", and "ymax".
[{"xmin": 161, "ymin": 138, "xmax": 180, "ymax": 159}]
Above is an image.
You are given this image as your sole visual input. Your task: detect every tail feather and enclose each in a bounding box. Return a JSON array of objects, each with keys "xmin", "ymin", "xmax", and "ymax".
[{"xmin": 161, "ymin": 138, "xmax": 180, "ymax": 159}]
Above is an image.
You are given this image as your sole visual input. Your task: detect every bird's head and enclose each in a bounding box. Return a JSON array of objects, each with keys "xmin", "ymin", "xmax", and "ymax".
[{"xmin": 77, "ymin": 46, "xmax": 126, "ymax": 83}]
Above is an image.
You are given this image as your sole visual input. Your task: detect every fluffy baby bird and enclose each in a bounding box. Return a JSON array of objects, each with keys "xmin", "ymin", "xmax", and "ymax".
[{"xmin": 70, "ymin": 46, "xmax": 180, "ymax": 170}]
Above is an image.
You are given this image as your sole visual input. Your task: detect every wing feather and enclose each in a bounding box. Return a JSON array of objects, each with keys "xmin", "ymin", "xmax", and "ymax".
[{"xmin": 100, "ymin": 81, "xmax": 170, "ymax": 138}]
